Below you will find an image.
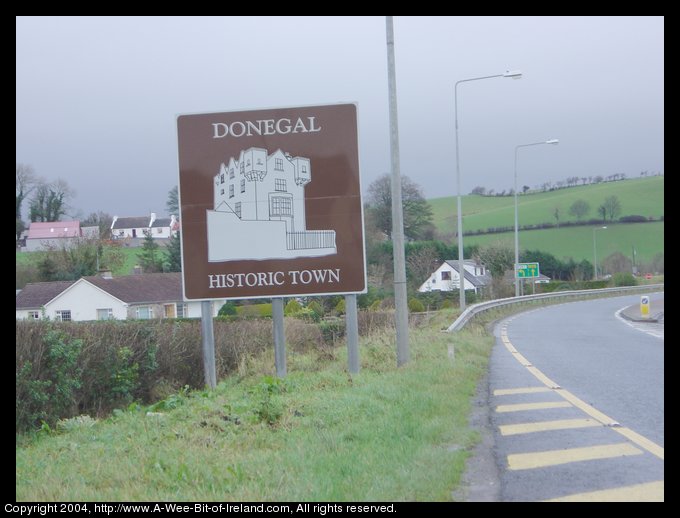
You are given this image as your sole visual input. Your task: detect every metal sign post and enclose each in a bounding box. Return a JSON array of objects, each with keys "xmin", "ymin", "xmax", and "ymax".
[
  {"xmin": 200, "ymin": 301, "xmax": 217, "ymax": 388},
  {"xmin": 272, "ymin": 298, "xmax": 286, "ymax": 377},
  {"xmin": 345, "ymin": 294, "xmax": 359, "ymax": 374}
]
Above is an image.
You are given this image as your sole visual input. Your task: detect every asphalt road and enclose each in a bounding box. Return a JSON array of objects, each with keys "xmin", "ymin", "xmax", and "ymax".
[{"xmin": 487, "ymin": 293, "xmax": 664, "ymax": 501}]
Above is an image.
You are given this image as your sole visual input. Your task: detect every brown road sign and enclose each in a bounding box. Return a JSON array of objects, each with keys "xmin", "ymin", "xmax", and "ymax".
[{"xmin": 176, "ymin": 103, "xmax": 366, "ymax": 300}]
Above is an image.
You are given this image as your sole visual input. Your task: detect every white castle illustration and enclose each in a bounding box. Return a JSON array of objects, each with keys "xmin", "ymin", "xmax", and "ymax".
[{"xmin": 206, "ymin": 147, "xmax": 337, "ymax": 262}]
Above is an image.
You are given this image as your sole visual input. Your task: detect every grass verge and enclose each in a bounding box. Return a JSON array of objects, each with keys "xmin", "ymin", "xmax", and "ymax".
[{"xmin": 16, "ymin": 309, "xmax": 493, "ymax": 502}]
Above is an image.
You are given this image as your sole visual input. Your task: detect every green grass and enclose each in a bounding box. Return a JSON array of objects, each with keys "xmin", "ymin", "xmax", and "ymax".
[
  {"xmin": 16, "ymin": 310, "xmax": 494, "ymax": 502},
  {"xmin": 461, "ymin": 221, "xmax": 663, "ymax": 264},
  {"xmin": 16, "ymin": 247, "xmax": 141, "ymax": 277},
  {"xmin": 115, "ymin": 247, "xmax": 142, "ymax": 275},
  {"xmin": 430, "ymin": 176, "xmax": 664, "ymax": 233}
]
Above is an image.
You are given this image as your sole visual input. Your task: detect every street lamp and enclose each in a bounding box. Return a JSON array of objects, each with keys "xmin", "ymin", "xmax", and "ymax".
[
  {"xmin": 455, "ymin": 70, "xmax": 522, "ymax": 310},
  {"xmin": 593, "ymin": 226, "xmax": 607, "ymax": 280},
  {"xmin": 513, "ymin": 139, "xmax": 559, "ymax": 297}
]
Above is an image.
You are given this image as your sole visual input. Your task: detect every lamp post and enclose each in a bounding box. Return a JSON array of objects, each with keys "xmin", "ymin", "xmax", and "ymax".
[
  {"xmin": 455, "ymin": 70, "xmax": 522, "ymax": 310},
  {"xmin": 513, "ymin": 139, "xmax": 559, "ymax": 297},
  {"xmin": 593, "ymin": 226, "xmax": 607, "ymax": 280}
]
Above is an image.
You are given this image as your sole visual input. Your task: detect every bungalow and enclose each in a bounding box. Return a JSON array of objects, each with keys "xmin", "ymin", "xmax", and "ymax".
[
  {"xmin": 111, "ymin": 213, "xmax": 178, "ymax": 241},
  {"xmin": 418, "ymin": 260, "xmax": 492, "ymax": 295},
  {"xmin": 23, "ymin": 221, "xmax": 99, "ymax": 252},
  {"xmin": 16, "ymin": 272, "xmax": 224, "ymax": 322}
]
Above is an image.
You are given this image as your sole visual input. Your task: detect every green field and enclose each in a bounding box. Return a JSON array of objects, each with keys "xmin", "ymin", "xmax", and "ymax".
[
  {"xmin": 461, "ymin": 221, "xmax": 663, "ymax": 265},
  {"xmin": 428, "ymin": 176, "xmax": 663, "ymax": 264},
  {"xmin": 430, "ymin": 176, "xmax": 664, "ymax": 233}
]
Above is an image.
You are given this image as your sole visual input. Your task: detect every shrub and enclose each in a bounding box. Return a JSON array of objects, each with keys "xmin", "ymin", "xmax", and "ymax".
[
  {"xmin": 369, "ymin": 300, "xmax": 382, "ymax": 312},
  {"xmin": 408, "ymin": 298, "xmax": 425, "ymax": 313},
  {"xmin": 318, "ymin": 318, "xmax": 345, "ymax": 343},
  {"xmin": 334, "ymin": 298, "xmax": 346, "ymax": 315},
  {"xmin": 284, "ymin": 299, "xmax": 302, "ymax": 316},
  {"xmin": 258, "ymin": 303, "xmax": 273, "ymax": 318},
  {"xmin": 307, "ymin": 300, "xmax": 324, "ymax": 318},
  {"xmin": 618, "ymin": 215, "xmax": 648, "ymax": 223},
  {"xmin": 611, "ymin": 272, "xmax": 637, "ymax": 287},
  {"xmin": 16, "ymin": 329, "xmax": 83, "ymax": 432},
  {"xmin": 218, "ymin": 301, "xmax": 237, "ymax": 316}
]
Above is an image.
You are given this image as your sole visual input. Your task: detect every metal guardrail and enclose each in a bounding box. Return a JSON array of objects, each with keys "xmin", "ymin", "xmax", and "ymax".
[{"xmin": 447, "ymin": 283, "xmax": 664, "ymax": 332}]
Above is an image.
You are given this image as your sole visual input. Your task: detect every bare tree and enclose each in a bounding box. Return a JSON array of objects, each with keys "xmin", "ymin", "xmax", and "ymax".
[
  {"xmin": 602, "ymin": 195, "xmax": 622, "ymax": 221},
  {"xmin": 568, "ymin": 199, "xmax": 590, "ymax": 221},
  {"xmin": 470, "ymin": 186, "xmax": 486, "ymax": 195},
  {"xmin": 581, "ymin": 177, "xmax": 588, "ymax": 185},
  {"xmin": 82, "ymin": 211, "xmax": 113, "ymax": 240},
  {"xmin": 597, "ymin": 204, "xmax": 607, "ymax": 222},
  {"xmin": 29, "ymin": 179, "xmax": 74, "ymax": 222},
  {"xmin": 16, "ymin": 163, "xmax": 39, "ymax": 220},
  {"xmin": 406, "ymin": 245, "xmax": 439, "ymax": 291}
]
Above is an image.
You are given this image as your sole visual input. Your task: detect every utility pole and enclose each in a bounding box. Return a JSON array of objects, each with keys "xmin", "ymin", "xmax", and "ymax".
[{"xmin": 385, "ymin": 16, "xmax": 409, "ymax": 366}]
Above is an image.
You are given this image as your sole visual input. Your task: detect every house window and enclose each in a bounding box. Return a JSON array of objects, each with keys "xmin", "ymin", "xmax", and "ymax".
[
  {"xmin": 220, "ymin": 173, "xmax": 224, "ymax": 184},
  {"xmin": 229, "ymin": 185, "xmax": 234, "ymax": 198},
  {"xmin": 246, "ymin": 159, "xmax": 251, "ymax": 166},
  {"xmin": 275, "ymin": 158, "xmax": 284, "ymax": 171},
  {"xmin": 27, "ymin": 311, "xmax": 40, "ymax": 320},
  {"xmin": 275, "ymin": 178, "xmax": 286, "ymax": 192},
  {"xmin": 441, "ymin": 271, "xmax": 451, "ymax": 281},
  {"xmin": 257, "ymin": 158, "xmax": 263, "ymax": 165},
  {"xmin": 240, "ymin": 179, "xmax": 246, "ymax": 193},
  {"xmin": 157, "ymin": 227, "xmax": 163, "ymax": 234},
  {"xmin": 220, "ymin": 188, "xmax": 224, "ymax": 195},
  {"xmin": 118, "ymin": 230, "xmax": 125, "ymax": 236},
  {"xmin": 97, "ymin": 308, "xmax": 113, "ymax": 320},
  {"xmin": 55, "ymin": 310, "xmax": 72, "ymax": 322},
  {"xmin": 240, "ymin": 162, "xmax": 244, "ymax": 173},
  {"xmin": 143, "ymin": 229, "xmax": 150, "ymax": 237},
  {"xmin": 302, "ymin": 165, "xmax": 307, "ymax": 174},
  {"xmin": 229, "ymin": 168, "xmax": 234, "ymax": 179},
  {"xmin": 136, "ymin": 306, "xmax": 153, "ymax": 319},
  {"xmin": 235, "ymin": 202, "xmax": 242, "ymax": 218},
  {"xmin": 176, "ymin": 304, "xmax": 187, "ymax": 318},
  {"xmin": 270, "ymin": 196, "xmax": 292, "ymax": 216}
]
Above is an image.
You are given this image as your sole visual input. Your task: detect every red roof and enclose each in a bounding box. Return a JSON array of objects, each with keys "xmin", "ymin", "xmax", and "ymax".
[{"xmin": 27, "ymin": 221, "xmax": 81, "ymax": 239}]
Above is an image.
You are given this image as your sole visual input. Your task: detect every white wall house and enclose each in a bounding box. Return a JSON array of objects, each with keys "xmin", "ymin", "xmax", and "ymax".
[
  {"xmin": 418, "ymin": 260, "xmax": 492, "ymax": 295},
  {"xmin": 111, "ymin": 213, "xmax": 178, "ymax": 240},
  {"xmin": 16, "ymin": 272, "xmax": 224, "ymax": 322}
]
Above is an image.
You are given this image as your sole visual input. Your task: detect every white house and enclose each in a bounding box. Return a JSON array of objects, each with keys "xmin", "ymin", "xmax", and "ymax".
[
  {"xmin": 111, "ymin": 213, "xmax": 179, "ymax": 240},
  {"xmin": 418, "ymin": 260, "xmax": 492, "ymax": 295},
  {"xmin": 207, "ymin": 147, "xmax": 336, "ymax": 261},
  {"xmin": 16, "ymin": 272, "xmax": 224, "ymax": 322}
]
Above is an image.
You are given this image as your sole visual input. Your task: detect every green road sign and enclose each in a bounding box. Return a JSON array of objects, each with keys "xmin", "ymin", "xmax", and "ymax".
[{"xmin": 516, "ymin": 262, "xmax": 540, "ymax": 278}]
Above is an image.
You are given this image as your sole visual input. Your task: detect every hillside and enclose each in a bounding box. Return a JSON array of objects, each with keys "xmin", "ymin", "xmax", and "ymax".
[
  {"xmin": 462, "ymin": 221, "xmax": 663, "ymax": 265},
  {"xmin": 429, "ymin": 176, "xmax": 664, "ymax": 234}
]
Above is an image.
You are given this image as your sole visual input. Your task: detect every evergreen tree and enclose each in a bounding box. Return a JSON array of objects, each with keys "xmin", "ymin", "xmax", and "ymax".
[
  {"xmin": 163, "ymin": 232, "xmax": 182, "ymax": 272},
  {"xmin": 140, "ymin": 233, "xmax": 163, "ymax": 273}
]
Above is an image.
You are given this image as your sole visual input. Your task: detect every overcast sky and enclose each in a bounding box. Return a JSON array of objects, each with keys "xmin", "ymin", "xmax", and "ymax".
[{"xmin": 16, "ymin": 16, "xmax": 663, "ymax": 220}]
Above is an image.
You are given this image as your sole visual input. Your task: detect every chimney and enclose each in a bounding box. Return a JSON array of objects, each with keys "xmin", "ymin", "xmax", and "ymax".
[
  {"xmin": 111, "ymin": 215, "xmax": 118, "ymax": 229},
  {"xmin": 99, "ymin": 269, "xmax": 113, "ymax": 280},
  {"xmin": 149, "ymin": 212, "xmax": 157, "ymax": 227}
]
